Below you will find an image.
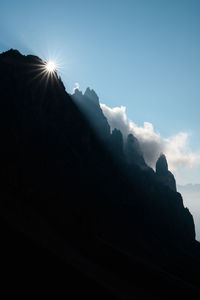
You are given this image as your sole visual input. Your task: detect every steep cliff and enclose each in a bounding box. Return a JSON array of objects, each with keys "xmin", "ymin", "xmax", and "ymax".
[
  {"xmin": 72, "ymin": 87, "xmax": 110, "ymax": 141},
  {"xmin": 156, "ymin": 154, "xmax": 177, "ymax": 191},
  {"xmin": 124, "ymin": 133, "xmax": 147, "ymax": 168}
]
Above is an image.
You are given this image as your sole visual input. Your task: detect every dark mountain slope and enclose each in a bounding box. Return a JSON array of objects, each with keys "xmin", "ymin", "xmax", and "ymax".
[
  {"xmin": 0, "ymin": 49, "xmax": 200, "ymax": 298},
  {"xmin": 156, "ymin": 154, "xmax": 177, "ymax": 192},
  {"xmin": 72, "ymin": 87, "xmax": 110, "ymax": 141}
]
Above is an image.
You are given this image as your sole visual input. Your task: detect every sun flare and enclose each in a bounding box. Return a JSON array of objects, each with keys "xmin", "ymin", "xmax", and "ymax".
[{"xmin": 46, "ymin": 61, "xmax": 56, "ymax": 73}]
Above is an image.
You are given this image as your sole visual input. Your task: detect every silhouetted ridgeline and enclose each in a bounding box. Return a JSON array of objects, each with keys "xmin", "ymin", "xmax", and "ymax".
[{"xmin": 0, "ymin": 49, "xmax": 200, "ymax": 299}]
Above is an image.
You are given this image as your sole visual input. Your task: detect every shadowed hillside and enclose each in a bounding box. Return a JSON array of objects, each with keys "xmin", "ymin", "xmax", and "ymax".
[
  {"xmin": 178, "ymin": 184, "xmax": 200, "ymax": 241},
  {"xmin": 0, "ymin": 49, "xmax": 200, "ymax": 299}
]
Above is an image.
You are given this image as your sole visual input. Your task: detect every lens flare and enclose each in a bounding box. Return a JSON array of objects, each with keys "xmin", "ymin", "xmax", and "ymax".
[{"xmin": 45, "ymin": 61, "xmax": 56, "ymax": 73}]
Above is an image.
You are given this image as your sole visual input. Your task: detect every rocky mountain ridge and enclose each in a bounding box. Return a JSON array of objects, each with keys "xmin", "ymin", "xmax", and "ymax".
[
  {"xmin": 0, "ymin": 49, "xmax": 199, "ymax": 298},
  {"xmin": 72, "ymin": 87, "xmax": 177, "ymax": 191}
]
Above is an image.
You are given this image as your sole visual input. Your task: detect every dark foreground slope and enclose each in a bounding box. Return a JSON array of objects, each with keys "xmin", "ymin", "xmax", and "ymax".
[{"xmin": 0, "ymin": 49, "xmax": 200, "ymax": 299}]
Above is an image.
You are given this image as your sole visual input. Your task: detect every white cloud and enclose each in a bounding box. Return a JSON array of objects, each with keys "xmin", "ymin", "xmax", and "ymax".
[
  {"xmin": 100, "ymin": 103, "xmax": 200, "ymax": 172},
  {"xmin": 73, "ymin": 82, "xmax": 80, "ymax": 93}
]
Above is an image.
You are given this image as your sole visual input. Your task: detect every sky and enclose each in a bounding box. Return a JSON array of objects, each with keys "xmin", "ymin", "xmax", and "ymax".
[
  {"xmin": 178, "ymin": 184, "xmax": 200, "ymax": 241},
  {"xmin": 0, "ymin": 0, "xmax": 200, "ymax": 185}
]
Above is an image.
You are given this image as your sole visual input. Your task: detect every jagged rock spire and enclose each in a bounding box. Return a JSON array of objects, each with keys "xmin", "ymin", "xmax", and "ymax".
[
  {"xmin": 84, "ymin": 87, "xmax": 99, "ymax": 104},
  {"xmin": 125, "ymin": 133, "xmax": 147, "ymax": 168},
  {"xmin": 156, "ymin": 153, "xmax": 168, "ymax": 175},
  {"xmin": 156, "ymin": 154, "xmax": 177, "ymax": 192},
  {"xmin": 109, "ymin": 128, "xmax": 124, "ymax": 158},
  {"xmin": 72, "ymin": 87, "xmax": 110, "ymax": 141}
]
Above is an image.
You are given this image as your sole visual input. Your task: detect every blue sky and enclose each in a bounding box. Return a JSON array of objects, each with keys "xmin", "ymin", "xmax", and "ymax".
[{"xmin": 1, "ymin": 0, "xmax": 200, "ymax": 184}]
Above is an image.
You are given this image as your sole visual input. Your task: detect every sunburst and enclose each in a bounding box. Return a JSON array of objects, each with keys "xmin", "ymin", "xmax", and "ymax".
[{"xmin": 45, "ymin": 60, "xmax": 56, "ymax": 73}]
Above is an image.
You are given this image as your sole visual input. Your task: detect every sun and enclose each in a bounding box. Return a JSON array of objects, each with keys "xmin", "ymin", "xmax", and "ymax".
[{"xmin": 45, "ymin": 60, "xmax": 56, "ymax": 73}]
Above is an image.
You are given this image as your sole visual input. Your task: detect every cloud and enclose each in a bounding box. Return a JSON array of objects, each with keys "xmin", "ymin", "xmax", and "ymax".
[
  {"xmin": 73, "ymin": 82, "xmax": 80, "ymax": 93},
  {"xmin": 100, "ymin": 103, "xmax": 200, "ymax": 172}
]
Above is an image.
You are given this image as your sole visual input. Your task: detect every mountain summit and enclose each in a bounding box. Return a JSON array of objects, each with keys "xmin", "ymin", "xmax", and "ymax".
[
  {"xmin": 72, "ymin": 87, "xmax": 110, "ymax": 141},
  {"xmin": 0, "ymin": 49, "xmax": 199, "ymax": 298},
  {"xmin": 156, "ymin": 154, "xmax": 177, "ymax": 191}
]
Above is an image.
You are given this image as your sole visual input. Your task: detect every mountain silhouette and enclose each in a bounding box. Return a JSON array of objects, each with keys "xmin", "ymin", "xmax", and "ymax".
[
  {"xmin": 72, "ymin": 87, "xmax": 110, "ymax": 142},
  {"xmin": 0, "ymin": 49, "xmax": 200, "ymax": 299},
  {"xmin": 124, "ymin": 133, "xmax": 148, "ymax": 168},
  {"xmin": 156, "ymin": 154, "xmax": 177, "ymax": 191}
]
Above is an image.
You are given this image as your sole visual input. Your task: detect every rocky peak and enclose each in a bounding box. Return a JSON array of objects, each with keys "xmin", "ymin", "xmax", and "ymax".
[
  {"xmin": 72, "ymin": 87, "xmax": 110, "ymax": 141},
  {"xmin": 1, "ymin": 49, "xmax": 21, "ymax": 58},
  {"xmin": 109, "ymin": 129, "xmax": 124, "ymax": 158},
  {"xmin": 111, "ymin": 128, "xmax": 123, "ymax": 140},
  {"xmin": 84, "ymin": 87, "xmax": 99, "ymax": 104},
  {"xmin": 156, "ymin": 154, "xmax": 168, "ymax": 175},
  {"xmin": 73, "ymin": 88, "xmax": 83, "ymax": 99},
  {"xmin": 74, "ymin": 88, "xmax": 82, "ymax": 94},
  {"xmin": 125, "ymin": 133, "xmax": 147, "ymax": 168},
  {"xmin": 156, "ymin": 154, "xmax": 177, "ymax": 192}
]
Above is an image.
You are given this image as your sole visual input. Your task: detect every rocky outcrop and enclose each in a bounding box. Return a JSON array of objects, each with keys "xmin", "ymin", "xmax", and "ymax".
[
  {"xmin": 84, "ymin": 87, "xmax": 99, "ymax": 104},
  {"xmin": 109, "ymin": 128, "xmax": 124, "ymax": 158},
  {"xmin": 73, "ymin": 88, "xmax": 149, "ymax": 170},
  {"xmin": 156, "ymin": 154, "xmax": 177, "ymax": 191},
  {"xmin": 72, "ymin": 87, "xmax": 110, "ymax": 141},
  {"xmin": 124, "ymin": 133, "xmax": 147, "ymax": 168}
]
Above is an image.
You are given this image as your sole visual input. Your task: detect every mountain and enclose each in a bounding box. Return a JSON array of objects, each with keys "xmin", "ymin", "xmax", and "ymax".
[
  {"xmin": 124, "ymin": 133, "xmax": 148, "ymax": 169},
  {"xmin": 0, "ymin": 49, "xmax": 200, "ymax": 299},
  {"xmin": 156, "ymin": 154, "xmax": 177, "ymax": 191},
  {"xmin": 178, "ymin": 184, "xmax": 200, "ymax": 241},
  {"xmin": 72, "ymin": 87, "xmax": 110, "ymax": 141}
]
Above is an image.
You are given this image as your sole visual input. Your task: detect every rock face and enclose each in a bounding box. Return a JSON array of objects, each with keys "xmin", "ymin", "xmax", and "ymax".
[
  {"xmin": 156, "ymin": 154, "xmax": 177, "ymax": 192},
  {"xmin": 109, "ymin": 128, "xmax": 124, "ymax": 158},
  {"xmin": 73, "ymin": 88, "xmax": 148, "ymax": 167},
  {"xmin": 72, "ymin": 87, "xmax": 111, "ymax": 141},
  {"xmin": 0, "ymin": 49, "xmax": 199, "ymax": 298},
  {"xmin": 124, "ymin": 133, "xmax": 147, "ymax": 168},
  {"xmin": 84, "ymin": 87, "xmax": 99, "ymax": 104}
]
